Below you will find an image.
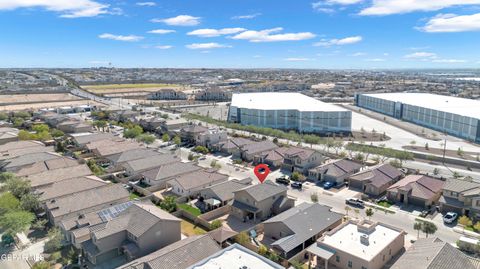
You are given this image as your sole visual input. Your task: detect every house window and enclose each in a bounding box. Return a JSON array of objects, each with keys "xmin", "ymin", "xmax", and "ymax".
[
  {"xmin": 476, "ymin": 200, "xmax": 480, "ymax": 207},
  {"xmin": 383, "ymin": 255, "xmax": 385, "ymax": 261},
  {"xmin": 389, "ymin": 249, "xmax": 391, "ymax": 255},
  {"xmin": 451, "ymin": 191, "xmax": 458, "ymax": 197},
  {"xmin": 348, "ymin": 261, "xmax": 352, "ymax": 268},
  {"xmin": 335, "ymin": 256, "xmax": 340, "ymax": 262}
]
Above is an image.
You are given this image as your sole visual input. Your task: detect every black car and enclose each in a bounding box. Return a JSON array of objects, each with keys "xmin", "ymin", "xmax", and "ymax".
[
  {"xmin": 276, "ymin": 177, "xmax": 290, "ymax": 185},
  {"xmin": 291, "ymin": 182, "xmax": 303, "ymax": 189}
]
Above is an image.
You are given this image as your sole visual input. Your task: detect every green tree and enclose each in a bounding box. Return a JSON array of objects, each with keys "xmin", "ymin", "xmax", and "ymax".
[
  {"xmin": 210, "ymin": 220, "xmax": 223, "ymax": 230},
  {"xmin": 31, "ymin": 219, "xmax": 48, "ymax": 230},
  {"xmin": 234, "ymin": 231, "xmax": 250, "ymax": 246},
  {"xmin": 158, "ymin": 196, "xmax": 177, "ymax": 213},
  {"xmin": 413, "ymin": 221, "xmax": 422, "ymax": 239},
  {"xmin": 13, "ymin": 117, "xmax": 24, "ymax": 128},
  {"xmin": 93, "ymin": 120, "xmax": 108, "ymax": 131},
  {"xmin": 0, "ymin": 192, "xmax": 20, "ymax": 214},
  {"xmin": 162, "ymin": 133, "xmax": 170, "ymax": 142},
  {"xmin": 258, "ymin": 244, "xmax": 268, "ymax": 256},
  {"xmin": 473, "ymin": 221, "xmax": 480, "ymax": 232},
  {"xmin": 365, "ymin": 208, "xmax": 374, "ymax": 220},
  {"xmin": 87, "ymin": 159, "xmax": 104, "ymax": 176},
  {"xmin": 173, "ymin": 136, "xmax": 181, "ymax": 146},
  {"xmin": 137, "ymin": 133, "xmax": 156, "ymax": 144},
  {"xmin": 5, "ymin": 177, "xmax": 31, "ymax": 198},
  {"xmin": 290, "ymin": 171, "xmax": 305, "ymax": 182},
  {"xmin": 459, "ymin": 215, "xmax": 473, "ymax": 231},
  {"xmin": 32, "ymin": 124, "xmax": 49, "ymax": 133},
  {"xmin": 44, "ymin": 228, "xmax": 63, "ymax": 253},
  {"xmin": 433, "ymin": 168, "xmax": 440, "ymax": 176},
  {"xmin": 0, "ymin": 172, "xmax": 16, "ymax": 183},
  {"xmin": 0, "ymin": 211, "xmax": 34, "ymax": 235},
  {"xmin": 0, "ymin": 112, "xmax": 8, "ymax": 121},
  {"xmin": 18, "ymin": 130, "xmax": 33, "ymax": 140},
  {"xmin": 123, "ymin": 125, "xmax": 143, "ymax": 138},
  {"xmin": 290, "ymin": 259, "xmax": 303, "ymax": 269},
  {"xmin": 20, "ymin": 193, "xmax": 40, "ymax": 212},
  {"xmin": 193, "ymin": 146, "xmax": 209, "ymax": 154},
  {"xmin": 421, "ymin": 221, "xmax": 437, "ymax": 238},
  {"xmin": 32, "ymin": 261, "xmax": 51, "ymax": 269},
  {"xmin": 14, "ymin": 111, "xmax": 31, "ymax": 119},
  {"xmin": 50, "ymin": 128, "xmax": 64, "ymax": 138}
]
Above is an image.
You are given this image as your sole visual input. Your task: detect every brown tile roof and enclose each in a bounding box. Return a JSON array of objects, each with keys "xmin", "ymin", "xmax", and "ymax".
[
  {"xmin": 25, "ymin": 164, "xmax": 93, "ymax": 188},
  {"xmin": 349, "ymin": 163, "xmax": 402, "ymax": 188},
  {"xmin": 388, "ymin": 175, "xmax": 445, "ymax": 200},
  {"xmin": 36, "ymin": 175, "xmax": 107, "ymax": 202},
  {"xmin": 168, "ymin": 169, "xmax": 228, "ymax": 191}
]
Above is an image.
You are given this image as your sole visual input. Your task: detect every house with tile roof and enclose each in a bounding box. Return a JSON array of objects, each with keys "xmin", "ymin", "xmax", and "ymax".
[
  {"xmin": 263, "ymin": 203, "xmax": 343, "ymax": 258},
  {"xmin": 231, "ymin": 181, "xmax": 295, "ymax": 222},
  {"xmin": 257, "ymin": 146, "xmax": 324, "ymax": 173},
  {"xmin": 387, "ymin": 175, "xmax": 445, "ymax": 209},
  {"xmin": 348, "ymin": 163, "xmax": 403, "ymax": 197},
  {"xmin": 45, "ymin": 184, "xmax": 130, "ymax": 226},
  {"xmin": 81, "ymin": 201, "xmax": 181, "ymax": 266},
  {"xmin": 166, "ymin": 169, "xmax": 228, "ymax": 197},
  {"xmin": 116, "ymin": 234, "xmax": 221, "ymax": 269},
  {"xmin": 308, "ymin": 159, "xmax": 362, "ymax": 185},
  {"xmin": 141, "ymin": 162, "xmax": 202, "ymax": 189},
  {"xmin": 390, "ymin": 237, "xmax": 480, "ymax": 269},
  {"xmin": 439, "ymin": 178, "xmax": 480, "ymax": 220}
]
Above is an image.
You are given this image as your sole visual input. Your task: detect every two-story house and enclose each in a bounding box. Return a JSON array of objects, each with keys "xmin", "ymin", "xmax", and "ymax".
[
  {"xmin": 81, "ymin": 201, "xmax": 181, "ymax": 266},
  {"xmin": 257, "ymin": 146, "xmax": 324, "ymax": 173},
  {"xmin": 231, "ymin": 181, "xmax": 295, "ymax": 222},
  {"xmin": 308, "ymin": 159, "xmax": 362, "ymax": 186},
  {"xmin": 439, "ymin": 178, "xmax": 480, "ymax": 219}
]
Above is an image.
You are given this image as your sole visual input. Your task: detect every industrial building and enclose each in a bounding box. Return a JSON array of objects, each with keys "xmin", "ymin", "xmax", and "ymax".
[
  {"xmin": 355, "ymin": 93, "xmax": 480, "ymax": 143},
  {"xmin": 228, "ymin": 92, "xmax": 351, "ymax": 134}
]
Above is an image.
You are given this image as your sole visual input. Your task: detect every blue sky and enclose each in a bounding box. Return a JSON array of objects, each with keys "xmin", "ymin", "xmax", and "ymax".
[{"xmin": 1, "ymin": 0, "xmax": 480, "ymax": 68}]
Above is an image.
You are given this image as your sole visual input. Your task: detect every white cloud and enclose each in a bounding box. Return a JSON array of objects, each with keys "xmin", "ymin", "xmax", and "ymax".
[
  {"xmin": 98, "ymin": 33, "xmax": 143, "ymax": 42},
  {"xmin": 231, "ymin": 13, "xmax": 261, "ymax": 19},
  {"xmin": 365, "ymin": 58, "xmax": 386, "ymax": 62},
  {"xmin": 136, "ymin": 2, "xmax": 156, "ymax": 6},
  {"xmin": 283, "ymin": 57, "xmax": 313, "ymax": 61},
  {"xmin": 314, "ymin": 36, "xmax": 362, "ymax": 46},
  {"xmin": 350, "ymin": 52, "xmax": 366, "ymax": 56},
  {"xmin": 404, "ymin": 52, "xmax": 437, "ymax": 59},
  {"xmin": 420, "ymin": 13, "xmax": 480, "ymax": 32},
  {"xmin": 359, "ymin": 0, "xmax": 480, "ymax": 16},
  {"xmin": 89, "ymin": 60, "xmax": 109, "ymax": 65},
  {"xmin": 312, "ymin": 0, "xmax": 362, "ymax": 12},
  {"xmin": 185, "ymin": 43, "xmax": 231, "ymax": 49},
  {"xmin": 155, "ymin": 45, "xmax": 173, "ymax": 49},
  {"xmin": 187, "ymin": 28, "xmax": 246, "ymax": 37},
  {"xmin": 432, "ymin": 59, "xmax": 467, "ymax": 63},
  {"xmin": 152, "ymin": 15, "xmax": 201, "ymax": 26},
  {"xmin": 231, "ymin": 27, "xmax": 315, "ymax": 42},
  {"xmin": 0, "ymin": 0, "xmax": 112, "ymax": 18},
  {"xmin": 147, "ymin": 29, "xmax": 176, "ymax": 34}
]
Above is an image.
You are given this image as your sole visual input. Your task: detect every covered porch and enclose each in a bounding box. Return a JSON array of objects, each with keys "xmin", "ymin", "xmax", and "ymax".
[
  {"xmin": 306, "ymin": 243, "xmax": 335, "ymax": 269},
  {"xmin": 232, "ymin": 200, "xmax": 261, "ymax": 222}
]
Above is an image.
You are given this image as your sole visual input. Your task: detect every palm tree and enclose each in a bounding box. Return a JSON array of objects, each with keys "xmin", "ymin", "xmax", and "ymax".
[
  {"xmin": 422, "ymin": 222, "xmax": 438, "ymax": 238},
  {"xmin": 413, "ymin": 221, "xmax": 422, "ymax": 239},
  {"xmin": 345, "ymin": 206, "xmax": 351, "ymax": 216},
  {"xmin": 365, "ymin": 208, "xmax": 374, "ymax": 220}
]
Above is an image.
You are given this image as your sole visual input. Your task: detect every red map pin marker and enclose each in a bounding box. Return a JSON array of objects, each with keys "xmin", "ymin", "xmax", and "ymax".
[{"xmin": 254, "ymin": 164, "xmax": 270, "ymax": 183}]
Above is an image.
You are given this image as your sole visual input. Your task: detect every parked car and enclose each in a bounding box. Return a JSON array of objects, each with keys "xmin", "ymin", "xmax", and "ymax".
[
  {"xmin": 322, "ymin": 181, "xmax": 336, "ymax": 190},
  {"xmin": 276, "ymin": 177, "xmax": 290, "ymax": 185},
  {"xmin": 443, "ymin": 212, "xmax": 458, "ymax": 224},
  {"xmin": 419, "ymin": 210, "xmax": 430, "ymax": 218},
  {"xmin": 291, "ymin": 182, "xmax": 303, "ymax": 189},
  {"xmin": 345, "ymin": 198, "xmax": 365, "ymax": 208}
]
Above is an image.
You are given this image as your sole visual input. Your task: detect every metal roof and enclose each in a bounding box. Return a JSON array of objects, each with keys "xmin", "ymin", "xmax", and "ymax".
[
  {"xmin": 231, "ymin": 92, "xmax": 348, "ymax": 112},
  {"xmin": 362, "ymin": 93, "xmax": 480, "ymax": 119}
]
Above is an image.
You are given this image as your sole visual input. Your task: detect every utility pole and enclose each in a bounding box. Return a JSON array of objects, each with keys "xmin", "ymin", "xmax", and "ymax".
[{"xmin": 442, "ymin": 131, "xmax": 447, "ymax": 164}]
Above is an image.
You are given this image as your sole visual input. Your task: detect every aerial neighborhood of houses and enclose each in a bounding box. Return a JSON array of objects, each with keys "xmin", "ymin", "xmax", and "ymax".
[{"xmin": 1, "ymin": 89, "xmax": 480, "ymax": 269}]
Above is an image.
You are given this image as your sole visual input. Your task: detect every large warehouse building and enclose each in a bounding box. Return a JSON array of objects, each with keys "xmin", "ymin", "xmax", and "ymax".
[
  {"xmin": 355, "ymin": 93, "xmax": 480, "ymax": 143},
  {"xmin": 228, "ymin": 92, "xmax": 351, "ymax": 134}
]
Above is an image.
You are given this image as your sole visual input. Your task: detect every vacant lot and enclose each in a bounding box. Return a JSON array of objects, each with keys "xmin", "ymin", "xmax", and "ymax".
[
  {"xmin": 0, "ymin": 99, "xmax": 104, "ymax": 111},
  {"xmin": 0, "ymin": 93, "xmax": 82, "ymax": 104},
  {"xmin": 82, "ymin": 83, "xmax": 186, "ymax": 94}
]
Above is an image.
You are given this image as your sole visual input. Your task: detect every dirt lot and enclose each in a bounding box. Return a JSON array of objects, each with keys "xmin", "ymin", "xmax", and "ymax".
[
  {"xmin": 0, "ymin": 100, "xmax": 104, "ymax": 111},
  {"xmin": 0, "ymin": 93, "xmax": 82, "ymax": 104},
  {"xmin": 82, "ymin": 83, "xmax": 186, "ymax": 94}
]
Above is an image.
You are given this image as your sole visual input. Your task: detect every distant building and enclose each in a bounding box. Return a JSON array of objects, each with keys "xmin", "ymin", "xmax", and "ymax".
[
  {"xmin": 307, "ymin": 220, "xmax": 405, "ymax": 269},
  {"xmin": 195, "ymin": 88, "xmax": 232, "ymax": 101},
  {"xmin": 228, "ymin": 92, "xmax": 351, "ymax": 134},
  {"xmin": 355, "ymin": 93, "xmax": 480, "ymax": 143},
  {"xmin": 147, "ymin": 89, "xmax": 187, "ymax": 100}
]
